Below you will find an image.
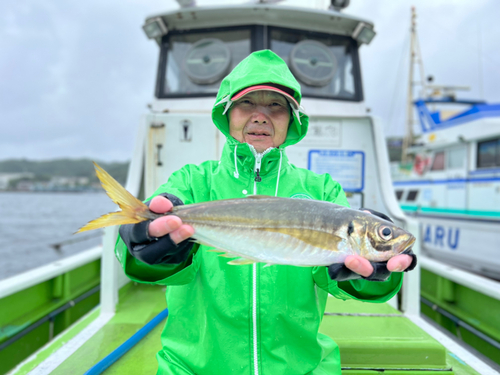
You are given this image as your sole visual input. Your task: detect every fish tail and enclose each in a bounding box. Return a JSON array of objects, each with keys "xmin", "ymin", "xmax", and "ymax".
[{"xmin": 75, "ymin": 162, "xmax": 153, "ymax": 233}]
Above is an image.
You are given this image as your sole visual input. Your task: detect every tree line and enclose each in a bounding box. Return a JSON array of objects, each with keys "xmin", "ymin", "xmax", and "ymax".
[{"xmin": 0, "ymin": 158, "xmax": 129, "ymax": 185}]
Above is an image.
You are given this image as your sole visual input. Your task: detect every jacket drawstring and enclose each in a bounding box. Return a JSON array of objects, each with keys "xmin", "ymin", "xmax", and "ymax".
[
  {"xmin": 290, "ymin": 103, "xmax": 307, "ymax": 126},
  {"xmin": 214, "ymin": 95, "xmax": 233, "ymax": 115},
  {"xmin": 233, "ymin": 144, "xmax": 239, "ymax": 179},
  {"xmin": 275, "ymin": 149, "xmax": 283, "ymax": 197}
]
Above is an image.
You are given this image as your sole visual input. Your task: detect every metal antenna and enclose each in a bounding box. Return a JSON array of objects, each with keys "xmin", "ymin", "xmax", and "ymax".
[{"xmin": 402, "ymin": 7, "xmax": 426, "ymax": 164}]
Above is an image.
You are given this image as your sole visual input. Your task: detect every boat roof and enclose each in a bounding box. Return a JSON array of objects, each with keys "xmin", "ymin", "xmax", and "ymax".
[
  {"xmin": 414, "ymin": 98, "xmax": 500, "ymax": 134},
  {"xmin": 415, "ymin": 97, "xmax": 487, "ymax": 106},
  {"xmin": 145, "ymin": 4, "xmax": 374, "ymax": 38}
]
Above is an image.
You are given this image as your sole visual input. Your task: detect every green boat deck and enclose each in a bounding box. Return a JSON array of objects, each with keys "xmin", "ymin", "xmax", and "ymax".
[{"xmin": 12, "ymin": 282, "xmax": 481, "ymax": 375}]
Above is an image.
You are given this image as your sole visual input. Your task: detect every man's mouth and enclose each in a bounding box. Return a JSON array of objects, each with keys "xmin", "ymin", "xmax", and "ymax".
[{"xmin": 247, "ymin": 131, "xmax": 270, "ymax": 137}]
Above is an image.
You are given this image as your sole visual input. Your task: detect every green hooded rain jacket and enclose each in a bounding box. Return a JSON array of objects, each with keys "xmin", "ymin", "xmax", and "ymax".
[{"xmin": 115, "ymin": 50, "xmax": 403, "ymax": 375}]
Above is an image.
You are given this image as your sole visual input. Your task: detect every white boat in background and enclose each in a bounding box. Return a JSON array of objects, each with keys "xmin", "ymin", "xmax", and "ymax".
[
  {"xmin": 392, "ymin": 87, "xmax": 500, "ymax": 280},
  {"xmin": 390, "ymin": 8, "xmax": 500, "ymax": 281},
  {"xmin": 388, "ymin": 9, "xmax": 500, "ymax": 365}
]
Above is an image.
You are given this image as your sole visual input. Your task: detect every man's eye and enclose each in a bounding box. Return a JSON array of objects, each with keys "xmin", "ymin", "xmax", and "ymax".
[{"xmin": 271, "ymin": 102, "xmax": 283, "ymax": 107}]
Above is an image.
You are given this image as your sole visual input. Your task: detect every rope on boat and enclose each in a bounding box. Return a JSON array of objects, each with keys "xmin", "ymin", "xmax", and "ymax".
[{"xmin": 83, "ymin": 308, "xmax": 169, "ymax": 375}]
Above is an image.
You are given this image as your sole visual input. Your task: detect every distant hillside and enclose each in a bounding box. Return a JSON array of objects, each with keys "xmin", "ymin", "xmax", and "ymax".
[{"xmin": 0, "ymin": 158, "xmax": 129, "ymax": 184}]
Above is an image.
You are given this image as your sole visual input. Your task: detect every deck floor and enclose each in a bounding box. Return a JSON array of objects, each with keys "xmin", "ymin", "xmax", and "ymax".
[
  {"xmin": 13, "ymin": 282, "xmax": 482, "ymax": 375},
  {"xmin": 53, "ymin": 283, "xmax": 166, "ymax": 375}
]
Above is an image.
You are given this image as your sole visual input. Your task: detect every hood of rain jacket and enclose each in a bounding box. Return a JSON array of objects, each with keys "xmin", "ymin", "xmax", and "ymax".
[
  {"xmin": 115, "ymin": 50, "xmax": 403, "ymax": 375},
  {"xmin": 212, "ymin": 49, "xmax": 308, "ymax": 148}
]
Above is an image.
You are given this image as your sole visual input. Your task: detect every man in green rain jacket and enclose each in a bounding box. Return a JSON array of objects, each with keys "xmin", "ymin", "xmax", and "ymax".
[{"xmin": 116, "ymin": 50, "xmax": 416, "ymax": 375}]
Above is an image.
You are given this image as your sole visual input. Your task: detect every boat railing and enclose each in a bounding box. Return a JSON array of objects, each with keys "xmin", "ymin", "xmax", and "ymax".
[
  {"xmin": 421, "ymin": 256, "xmax": 500, "ymax": 302},
  {"xmin": 0, "ymin": 245, "xmax": 104, "ymax": 373},
  {"xmin": 0, "ymin": 246, "xmax": 102, "ymax": 300}
]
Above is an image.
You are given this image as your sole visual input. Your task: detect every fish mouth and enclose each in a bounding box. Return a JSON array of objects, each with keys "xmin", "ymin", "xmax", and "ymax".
[{"xmin": 401, "ymin": 236, "xmax": 416, "ymax": 254}]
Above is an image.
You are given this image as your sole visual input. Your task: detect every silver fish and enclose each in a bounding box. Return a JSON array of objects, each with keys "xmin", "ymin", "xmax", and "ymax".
[
  {"xmin": 170, "ymin": 196, "xmax": 415, "ymax": 266},
  {"xmin": 78, "ymin": 163, "xmax": 415, "ymax": 266}
]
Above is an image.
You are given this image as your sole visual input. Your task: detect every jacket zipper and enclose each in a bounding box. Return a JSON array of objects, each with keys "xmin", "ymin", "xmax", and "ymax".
[
  {"xmin": 255, "ymin": 169, "xmax": 262, "ymax": 182},
  {"xmin": 252, "ymin": 154, "xmax": 261, "ymax": 375},
  {"xmin": 252, "ymin": 148, "xmax": 271, "ymax": 194},
  {"xmin": 252, "ymin": 261, "xmax": 258, "ymax": 375},
  {"xmin": 251, "ymin": 148, "xmax": 270, "ymax": 375}
]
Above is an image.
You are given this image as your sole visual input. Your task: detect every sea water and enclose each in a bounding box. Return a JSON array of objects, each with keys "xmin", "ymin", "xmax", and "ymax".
[{"xmin": 0, "ymin": 192, "xmax": 116, "ymax": 280}]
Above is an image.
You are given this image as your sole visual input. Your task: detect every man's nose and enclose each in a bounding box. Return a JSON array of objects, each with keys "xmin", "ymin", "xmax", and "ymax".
[{"xmin": 251, "ymin": 106, "xmax": 270, "ymax": 123}]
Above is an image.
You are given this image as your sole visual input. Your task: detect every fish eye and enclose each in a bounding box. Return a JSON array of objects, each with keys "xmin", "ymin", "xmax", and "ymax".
[{"xmin": 379, "ymin": 226, "xmax": 393, "ymax": 240}]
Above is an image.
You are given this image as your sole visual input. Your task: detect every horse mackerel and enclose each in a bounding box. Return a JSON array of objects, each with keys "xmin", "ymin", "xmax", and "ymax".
[{"xmin": 77, "ymin": 162, "xmax": 415, "ymax": 266}]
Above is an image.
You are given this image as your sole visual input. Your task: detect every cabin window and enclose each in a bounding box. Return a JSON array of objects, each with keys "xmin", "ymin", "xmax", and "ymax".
[
  {"xmin": 160, "ymin": 28, "xmax": 251, "ymax": 97},
  {"xmin": 406, "ymin": 190, "xmax": 419, "ymax": 202},
  {"xmin": 477, "ymin": 138, "xmax": 500, "ymax": 168},
  {"xmin": 430, "ymin": 151, "xmax": 445, "ymax": 171},
  {"xmin": 269, "ymin": 27, "xmax": 361, "ymax": 101},
  {"xmin": 447, "ymin": 147, "xmax": 466, "ymax": 169},
  {"xmin": 395, "ymin": 190, "xmax": 403, "ymax": 201}
]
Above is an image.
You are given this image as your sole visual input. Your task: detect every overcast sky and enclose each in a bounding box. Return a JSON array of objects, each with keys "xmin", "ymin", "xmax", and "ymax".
[{"xmin": 1, "ymin": 0, "xmax": 499, "ymax": 162}]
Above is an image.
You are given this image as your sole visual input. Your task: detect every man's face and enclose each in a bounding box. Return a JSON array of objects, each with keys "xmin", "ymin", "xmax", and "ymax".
[{"xmin": 228, "ymin": 91, "xmax": 291, "ymax": 153}]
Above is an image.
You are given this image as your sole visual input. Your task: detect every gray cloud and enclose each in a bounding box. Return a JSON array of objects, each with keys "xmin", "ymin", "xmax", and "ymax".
[
  {"xmin": 0, "ymin": 0, "xmax": 172, "ymax": 161},
  {"xmin": 1, "ymin": 0, "xmax": 499, "ymax": 161}
]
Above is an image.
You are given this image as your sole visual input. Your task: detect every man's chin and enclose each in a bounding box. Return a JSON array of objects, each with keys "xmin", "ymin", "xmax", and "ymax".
[
  {"xmin": 245, "ymin": 139, "xmax": 272, "ymax": 153},
  {"xmin": 250, "ymin": 143, "xmax": 272, "ymax": 153}
]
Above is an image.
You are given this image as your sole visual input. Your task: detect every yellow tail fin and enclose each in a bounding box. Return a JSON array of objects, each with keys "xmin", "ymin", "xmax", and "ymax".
[{"xmin": 76, "ymin": 162, "xmax": 154, "ymax": 233}]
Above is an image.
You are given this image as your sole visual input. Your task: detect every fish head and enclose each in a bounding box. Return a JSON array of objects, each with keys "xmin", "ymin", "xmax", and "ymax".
[{"xmin": 349, "ymin": 214, "xmax": 415, "ymax": 262}]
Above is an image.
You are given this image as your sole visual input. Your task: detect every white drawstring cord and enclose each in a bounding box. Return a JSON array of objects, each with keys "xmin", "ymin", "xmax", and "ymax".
[
  {"xmin": 290, "ymin": 103, "xmax": 306, "ymax": 126},
  {"xmin": 275, "ymin": 149, "xmax": 283, "ymax": 197},
  {"xmin": 222, "ymin": 101, "xmax": 233, "ymax": 115},
  {"xmin": 214, "ymin": 95, "xmax": 233, "ymax": 115},
  {"xmin": 233, "ymin": 144, "xmax": 239, "ymax": 179}
]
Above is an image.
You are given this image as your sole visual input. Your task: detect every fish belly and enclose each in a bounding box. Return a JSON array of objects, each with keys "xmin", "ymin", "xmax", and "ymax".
[{"xmin": 192, "ymin": 224, "xmax": 350, "ymax": 266}]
